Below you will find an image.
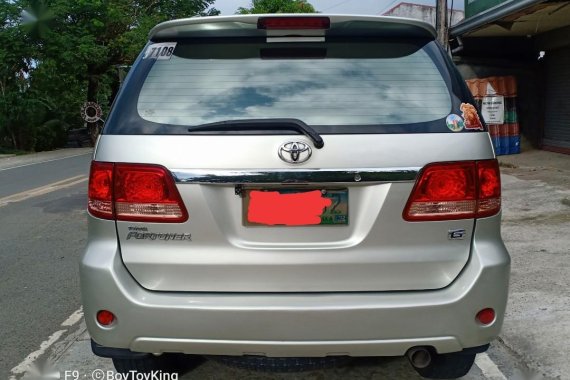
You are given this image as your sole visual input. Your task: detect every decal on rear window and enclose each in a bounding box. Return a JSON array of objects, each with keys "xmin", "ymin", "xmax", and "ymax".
[
  {"xmin": 460, "ymin": 103, "xmax": 484, "ymax": 131},
  {"xmin": 446, "ymin": 114, "xmax": 465, "ymax": 132},
  {"xmin": 143, "ymin": 42, "xmax": 177, "ymax": 61}
]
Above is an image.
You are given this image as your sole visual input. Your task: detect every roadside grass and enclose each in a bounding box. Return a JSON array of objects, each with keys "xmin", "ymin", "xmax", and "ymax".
[{"xmin": 0, "ymin": 147, "xmax": 30, "ymax": 156}]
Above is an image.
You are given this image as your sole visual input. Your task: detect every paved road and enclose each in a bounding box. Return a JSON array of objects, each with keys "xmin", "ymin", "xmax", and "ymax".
[
  {"xmin": 0, "ymin": 150, "xmax": 92, "ymax": 378},
  {"xmin": 0, "ymin": 152, "xmax": 92, "ymax": 198}
]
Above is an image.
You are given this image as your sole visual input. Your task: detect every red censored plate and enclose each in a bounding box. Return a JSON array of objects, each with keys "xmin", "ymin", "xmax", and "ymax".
[{"xmin": 244, "ymin": 189, "xmax": 349, "ymax": 226}]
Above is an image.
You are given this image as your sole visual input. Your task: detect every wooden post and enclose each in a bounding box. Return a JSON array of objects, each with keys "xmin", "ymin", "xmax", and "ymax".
[{"xmin": 435, "ymin": 0, "xmax": 449, "ymax": 50}]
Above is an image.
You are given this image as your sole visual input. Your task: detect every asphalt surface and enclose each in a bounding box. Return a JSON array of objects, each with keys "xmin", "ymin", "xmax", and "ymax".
[
  {"xmin": 0, "ymin": 151, "xmax": 92, "ymax": 198},
  {"xmin": 1, "ymin": 148, "xmax": 569, "ymax": 380},
  {"xmin": 0, "ymin": 150, "xmax": 92, "ymax": 378}
]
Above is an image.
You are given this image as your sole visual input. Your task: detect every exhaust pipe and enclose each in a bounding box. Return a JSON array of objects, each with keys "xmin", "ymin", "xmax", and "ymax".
[{"xmin": 407, "ymin": 347, "xmax": 432, "ymax": 369}]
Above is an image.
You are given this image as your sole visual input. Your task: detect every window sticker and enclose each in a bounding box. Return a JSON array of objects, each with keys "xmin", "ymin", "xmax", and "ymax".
[
  {"xmin": 460, "ymin": 103, "xmax": 484, "ymax": 131},
  {"xmin": 143, "ymin": 42, "xmax": 177, "ymax": 60},
  {"xmin": 446, "ymin": 114, "xmax": 465, "ymax": 132}
]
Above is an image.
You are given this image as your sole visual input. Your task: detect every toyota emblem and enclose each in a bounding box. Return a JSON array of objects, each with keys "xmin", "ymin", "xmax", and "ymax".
[{"xmin": 278, "ymin": 142, "xmax": 312, "ymax": 164}]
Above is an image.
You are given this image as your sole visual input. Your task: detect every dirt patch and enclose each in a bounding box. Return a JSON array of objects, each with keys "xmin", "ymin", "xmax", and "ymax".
[
  {"xmin": 499, "ymin": 161, "xmax": 518, "ymax": 169},
  {"xmin": 503, "ymin": 211, "xmax": 570, "ymax": 225},
  {"xmin": 500, "ymin": 166, "xmax": 570, "ymax": 188},
  {"xmin": 499, "ymin": 150, "xmax": 570, "ymax": 189}
]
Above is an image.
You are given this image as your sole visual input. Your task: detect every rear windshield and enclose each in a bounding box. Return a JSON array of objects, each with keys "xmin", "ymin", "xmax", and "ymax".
[{"xmin": 107, "ymin": 38, "xmax": 467, "ymax": 134}]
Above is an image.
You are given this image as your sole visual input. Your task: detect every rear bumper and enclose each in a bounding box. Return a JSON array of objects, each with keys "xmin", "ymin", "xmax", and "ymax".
[{"xmin": 80, "ymin": 216, "xmax": 510, "ymax": 357}]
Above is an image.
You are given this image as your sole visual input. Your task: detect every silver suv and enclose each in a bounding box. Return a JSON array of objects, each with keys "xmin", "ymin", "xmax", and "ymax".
[{"xmin": 81, "ymin": 14, "xmax": 510, "ymax": 379}]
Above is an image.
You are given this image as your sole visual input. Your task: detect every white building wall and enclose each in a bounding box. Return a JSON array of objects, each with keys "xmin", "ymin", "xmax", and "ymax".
[{"xmin": 383, "ymin": 3, "xmax": 465, "ymax": 27}]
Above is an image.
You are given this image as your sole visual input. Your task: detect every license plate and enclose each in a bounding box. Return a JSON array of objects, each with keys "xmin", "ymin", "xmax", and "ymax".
[{"xmin": 244, "ymin": 188, "xmax": 348, "ymax": 226}]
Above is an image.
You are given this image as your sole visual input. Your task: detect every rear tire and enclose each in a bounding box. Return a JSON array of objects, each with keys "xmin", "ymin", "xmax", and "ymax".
[
  {"xmin": 412, "ymin": 350, "xmax": 476, "ymax": 379},
  {"xmin": 112, "ymin": 354, "xmax": 203, "ymax": 375},
  {"xmin": 209, "ymin": 355, "xmax": 351, "ymax": 373}
]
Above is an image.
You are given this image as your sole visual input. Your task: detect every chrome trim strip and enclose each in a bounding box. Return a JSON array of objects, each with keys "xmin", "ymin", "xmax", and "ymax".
[{"xmin": 172, "ymin": 168, "xmax": 420, "ymax": 184}]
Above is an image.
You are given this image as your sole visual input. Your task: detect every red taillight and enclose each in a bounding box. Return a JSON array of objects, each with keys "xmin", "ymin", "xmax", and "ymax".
[
  {"xmin": 96, "ymin": 310, "xmax": 115, "ymax": 326},
  {"xmin": 258, "ymin": 17, "xmax": 330, "ymax": 30},
  {"xmin": 476, "ymin": 308, "xmax": 496, "ymax": 325},
  {"xmin": 88, "ymin": 162, "xmax": 114, "ymax": 220},
  {"xmin": 87, "ymin": 162, "xmax": 188, "ymax": 223},
  {"xmin": 403, "ymin": 160, "xmax": 501, "ymax": 221},
  {"xmin": 476, "ymin": 160, "xmax": 502, "ymax": 218},
  {"xmin": 114, "ymin": 164, "xmax": 187, "ymax": 222}
]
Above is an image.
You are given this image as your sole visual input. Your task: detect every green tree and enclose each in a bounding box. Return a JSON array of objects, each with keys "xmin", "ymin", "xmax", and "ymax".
[
  {"xmin": 0, "ymin": 1, "xmax": 44, "ymax": 150},
  {"xmin": 0, "ymin": 0, "xmax": 219, "ymax": 151},
  {"xmin": 237, "ymin": 0, "xmax": 316, "ymax": 14},
  {"xmin": 31, "ymin": 0, "xmax": 219, "ymax": 138}
]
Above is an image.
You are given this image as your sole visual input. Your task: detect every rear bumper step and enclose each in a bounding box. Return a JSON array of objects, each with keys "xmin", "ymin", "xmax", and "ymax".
[
  {"xmin": 91, "ymin": 340, "xmax": 150, "ymax": 359},
  {"xmin": 91, "ymin": 338, "xmax": 489, "ymax": 359}
]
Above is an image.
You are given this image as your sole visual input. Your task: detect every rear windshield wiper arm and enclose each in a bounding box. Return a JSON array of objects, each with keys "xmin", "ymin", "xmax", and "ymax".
[{"xmin": 188, "ymin": 118, "xmax": 324, "ymax": 149}]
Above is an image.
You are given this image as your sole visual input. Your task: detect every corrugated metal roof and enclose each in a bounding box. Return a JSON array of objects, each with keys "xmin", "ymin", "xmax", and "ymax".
[
  {"xmin": 450, "ymin": 0, "xmax": 545, "ymax": 37},
  {"xmin": 466, "ymin": 76, "xmax": 518, "ymax": 98}
]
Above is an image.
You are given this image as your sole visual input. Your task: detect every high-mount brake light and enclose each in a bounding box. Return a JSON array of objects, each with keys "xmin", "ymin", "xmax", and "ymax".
[
  {"xmin": 258, "ymin": 17, "xmax": 331, "ymax": 30},
  {"xmin": 403, "ymin": 160, "xmax": 501, "ymax": 221},
  {"xmin": 87, "ymin": 162, "xmax": 188, "ymax": 223}
]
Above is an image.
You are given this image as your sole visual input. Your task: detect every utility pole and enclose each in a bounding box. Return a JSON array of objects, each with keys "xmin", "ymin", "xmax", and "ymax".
[{"xmin": 435, "ymin": 0, "xmax": 449, "ymax": 50}]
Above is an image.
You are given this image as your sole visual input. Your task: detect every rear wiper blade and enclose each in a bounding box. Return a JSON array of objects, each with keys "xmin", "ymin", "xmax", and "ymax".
[{"xmin": 187, "ymin": 118, "xmax": 324, "ymax": 149}]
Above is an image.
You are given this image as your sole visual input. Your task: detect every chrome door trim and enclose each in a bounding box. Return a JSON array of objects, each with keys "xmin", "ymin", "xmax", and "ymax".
[{"xmin": 171, "ymin": 168, "xmax": 420, "ymax": 184}]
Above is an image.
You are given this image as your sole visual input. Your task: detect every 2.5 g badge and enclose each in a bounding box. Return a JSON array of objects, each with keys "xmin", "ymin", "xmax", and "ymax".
[
  {"xmin": 448, "ymin": 229, "xmax": 467, "ymax": 240},
  {"xmin": 143, "ymin": 42, "xmax": 177, "ymax": 60}
]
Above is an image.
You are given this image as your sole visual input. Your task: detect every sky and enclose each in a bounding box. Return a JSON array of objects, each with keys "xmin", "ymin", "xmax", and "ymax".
[{"xmin": 213, "ymin": 0, "xmax": 465, "ymax": 16}]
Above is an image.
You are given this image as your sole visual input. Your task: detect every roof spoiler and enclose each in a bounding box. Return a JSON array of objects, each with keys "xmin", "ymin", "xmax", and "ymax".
[{"xmin": 149, "ymin": 14, "xmax": 436, "ymax": 41}]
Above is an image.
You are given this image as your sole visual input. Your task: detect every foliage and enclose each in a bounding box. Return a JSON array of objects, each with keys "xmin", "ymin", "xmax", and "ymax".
[
  {"xmin": 0, "ymin": 146, "xmax": 28, "ymax": 155},
  {"xmin": 0, "ymin": 0, "xmax": 219, "ymax": 151},
  {"xmin": 34, "ymin": 119, "xmax": 68, "ymax": 151},
  {"xmin": 0, "ymin": 1, "xmax": 34, "ymax": 149},
  {"xmin": 237, "ymin": 0, "xmax": 316, "ymax": 14}
]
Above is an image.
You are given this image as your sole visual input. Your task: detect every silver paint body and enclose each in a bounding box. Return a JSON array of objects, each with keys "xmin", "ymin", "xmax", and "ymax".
[{"xmin": 81, "ymin": 15, "xmax": 510, "ymax": 357}]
